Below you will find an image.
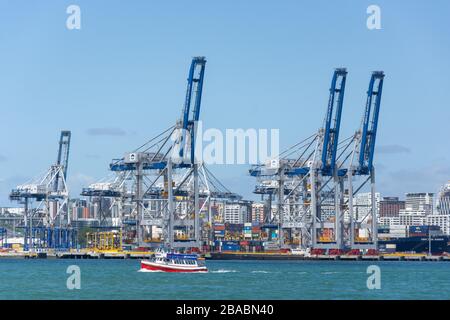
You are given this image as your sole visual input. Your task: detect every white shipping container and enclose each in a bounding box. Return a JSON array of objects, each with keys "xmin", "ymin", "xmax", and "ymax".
[
  {"xmin": 388, "ymin": 233, "xmax": 407, "ymax": 238},
  {"xmin": 390, "ymin": 225, "xmax": 407, "ymax": 230}
]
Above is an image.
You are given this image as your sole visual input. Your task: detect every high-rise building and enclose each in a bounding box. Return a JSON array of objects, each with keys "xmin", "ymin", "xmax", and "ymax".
[
  {"xmin": 224, "ymin": 203, "xmax": 246, "ymax": 224},
  {"xmin": 251, "ymin": 203, "xmax": 265, "ymax": 224},
  {"xmin": 398, "ymin": 213, "xmax": 427, "ymax": 226},
  {"xmin": 427, "ymin": 214, "xmax": 450, "ymax": 235},
  {"xmin": 238, "ymin": 201, "xmax": 253, "ymax": 223},
  {"xmin": 405, "ymin": 193, "xmax": 434, "ymax": 215},
  {"xmin": 379, "ymin": 197, "xmax": 405, "ymax": 217},
  {"xmin": 353, "ymin": 192, "xmax": 381, "ymax": 218},
  {"xmin": 437, "ymin": 182, "xmax": 450, "ymax": 215}
]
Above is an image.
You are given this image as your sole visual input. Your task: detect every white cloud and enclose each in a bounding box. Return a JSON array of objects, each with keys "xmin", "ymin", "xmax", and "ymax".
[{"xmin": 376, "ymin": 144, "xmax": 411, "ymax": 155}]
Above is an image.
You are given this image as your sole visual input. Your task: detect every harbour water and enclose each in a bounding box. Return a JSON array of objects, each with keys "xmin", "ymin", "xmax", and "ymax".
[{"xmin": 0, "ymin": 259, "xmax": 448, "ymax": 300}]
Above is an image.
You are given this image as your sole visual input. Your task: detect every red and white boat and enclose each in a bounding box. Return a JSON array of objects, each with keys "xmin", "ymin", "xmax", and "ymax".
[{"xmin": 140, "ymin": 249, "xmax": 208, "ymax": 273}]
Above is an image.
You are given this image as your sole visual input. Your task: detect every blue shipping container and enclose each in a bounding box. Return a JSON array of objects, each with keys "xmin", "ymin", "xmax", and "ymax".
[
  {"xmin": 223, "ymin": 241, "xmax": 239, "ymax": 245},
  {"xmin": 222, "ymin": 245, "xmax": 240, "ymax": 251}
]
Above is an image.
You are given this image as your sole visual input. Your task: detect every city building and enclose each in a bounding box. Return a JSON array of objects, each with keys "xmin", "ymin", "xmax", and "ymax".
[
  {"xmin": 405, "ymin": 192, "xmax": 434, "ymax": 215},
  {"xmin": 224, "ymin": 203, "xmax": 246, "ymax": 224},
  {"xmin": 427, "ymin": 214, "xmax": 450, "ymax": 235},
  {"xmin": 397, "ymin": 213, "xmax": 427, "ymax": 226},
  {"xmin": 379, "ymin": 197, "xmax": 405, "ymax": 217},
  {"xmin": 238, "ymin": 201, "xmax": 253, "ymax": 223},
  {"xmin": 437, "ymin": 182, "xmax": 450, "ymax": 215},
  {"xmin": 353, "ymin": 192, "xmax": 381, "ymax": 218},
  {"xmin": 251, "ymin": 203, "xmax": 265, "ymax": 224},
  {"xmin": 380, "ymin": 214, "xmax": 427, "ymax": 227}
]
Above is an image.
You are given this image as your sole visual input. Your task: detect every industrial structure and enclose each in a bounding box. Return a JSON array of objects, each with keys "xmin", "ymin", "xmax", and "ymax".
[
  {"xmin": 2, "ymin": 61, "xmax": 387, "ymax": 253},
  {"xmin": 250, "ymin": 69, "xmax": 385, "ymax": 253},
  {"xmin": 9, "ymin": 131, "xmax": 77, "ymax": 250},
  {"xmin": 2, "ymin": 58, "xmax": 450, "ymax": 256},
  {"xmin": 80, "ymin": 57, "xmax": 240, "ymax": 249}
]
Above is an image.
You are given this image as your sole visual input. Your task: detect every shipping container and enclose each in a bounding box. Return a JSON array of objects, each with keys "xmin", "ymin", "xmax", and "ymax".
[
  {"xmin": 263, "ymin": 241, "xmax": 280, "ymax": 250},
  {"xmin": 222, "ymin": 241, "xmax": 239, "ymax": 245},
  {"xmin": 221, "ymin": 245, "xmax": 240, "ymax": 251},
  {"xmin": 383, "ymin": 233, "xmax": 407, "ymax": 238},
  {"xmin": 409, "ymin": 226, "xmax": 429, "ymax": 234},
  {"xmin": 409, "ymin": 225, "xmax": 440, "ymax": 236},
  {"xmin": 378, "ymin": 228, "xmax": 390, "ymax": 234},
  {"xmin": 213, "ymin": 224, "xmax": 226, "ymax": 231},
  {"xmin": 214, "ymin": 231, "xmax": 225, "ymax": 238},
  {"xmin": 390, "ymin": 225, "xmax": 407, "ymax": 230},
  {"xmin": 227, "ymin": 224, "xmax": 244, "ymax": 231}
]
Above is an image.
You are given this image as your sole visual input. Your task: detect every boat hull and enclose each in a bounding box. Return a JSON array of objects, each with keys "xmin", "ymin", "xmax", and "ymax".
[{"xmin": 140, "ymin": 260, "xmax": 208, "ymax": 273}]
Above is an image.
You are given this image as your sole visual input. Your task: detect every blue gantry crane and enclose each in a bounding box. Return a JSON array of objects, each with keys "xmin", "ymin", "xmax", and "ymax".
[
  {"xmin": 319, "ymin": 68, "xmax": 347, "ymax": 177},
  {"xmin": 346, "ymin": 71, "xmax": 385, "ymax": 250},
  {"xmin": 109, "ymin": 56, "xmax": 207, "ymax": 172},
  {"xmin": 307, "ymin": 68, "xmax": 348, "ymax": 250},
  {"xmin": 107, "ymin": 57, "xmax": 208, "ymax": 248},
  {"xmin": 53, "ymin": 131, "xmax": 71, "ymax": 193},
  {"xmin": 84, "ymin": 57, "xmax": 239, "ymax": 248},
  {"xmin": 9, "ymin": 130, "xmax": 76, "ymax": 251},
  {"xmin": 355, "ymin": 71, "xmax": 384, "ymax": 176},
  {"xmin": 248, "ymin": 69, "xmax": 385, "ymax": 252},
  {"xmin": 248, "ymin": 68, "xmax": 348, "ymax": 248},
  {"xmin": 178, "ymin": 56, "xmax": 206, "ymax": 163}
]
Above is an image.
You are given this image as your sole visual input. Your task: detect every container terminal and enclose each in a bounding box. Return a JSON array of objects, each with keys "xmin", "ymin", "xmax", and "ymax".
[{"xmin": 1, "ymin": 57, "xmax": 450, "ymax": 261}]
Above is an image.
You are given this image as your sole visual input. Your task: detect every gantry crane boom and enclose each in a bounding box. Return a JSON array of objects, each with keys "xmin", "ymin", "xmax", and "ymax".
[
  {"xmin": 346, "ymin": 71, "xmax": 385, "ymax": 250},
  {"xmin": 178, "ymin": 56, "xmax": 206, "ymax": 163},
  {"xmin": 356, "ymin": 71, "xmax": 384, "ymax": 175},
  {"xmin": 109, "ymin": 57, "xmax": 206, "ymax": 172},
  {"xmin": 54, "ymin": 131, "xmax": 71, "ymax": 192},
  {"xmin": 320, "ymin": 68, "xmax": 347, "ymax": 176}
]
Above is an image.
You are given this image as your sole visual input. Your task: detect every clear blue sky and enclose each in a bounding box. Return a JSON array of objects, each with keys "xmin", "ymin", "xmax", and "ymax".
[{"xmin": 1, "ymin": 0, "xmax": 450, "ymax": 205}]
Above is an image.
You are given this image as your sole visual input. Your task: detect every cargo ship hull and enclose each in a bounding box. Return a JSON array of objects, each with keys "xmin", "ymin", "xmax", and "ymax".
[{"xmin": 379, "ymin": 236, "xmax": 450, "ymax": 254}]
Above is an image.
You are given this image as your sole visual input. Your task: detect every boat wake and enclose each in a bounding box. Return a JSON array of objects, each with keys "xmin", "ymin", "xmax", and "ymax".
[
  {"xmin": 210, "ymin": 269, "xmax": 238, "ymax": 273},
  {"xmin": 251, "ymin": 270, "xmax": 270, "ymax": 274}
]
